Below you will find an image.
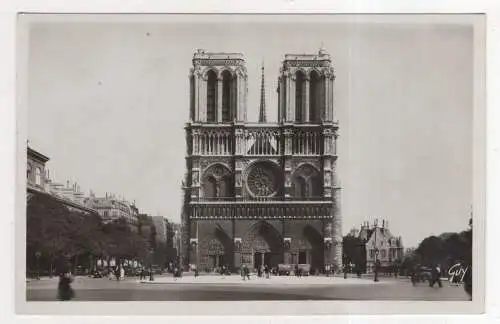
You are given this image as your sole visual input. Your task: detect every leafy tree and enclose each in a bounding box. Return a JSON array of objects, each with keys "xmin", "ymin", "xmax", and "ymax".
[
  {"xmin": 416, "ymin": 235, "xmax": 444, "ymax": 266},
  {"xmin": 342, "ymin": 235, "xmax": 366, "ymax": 272}
]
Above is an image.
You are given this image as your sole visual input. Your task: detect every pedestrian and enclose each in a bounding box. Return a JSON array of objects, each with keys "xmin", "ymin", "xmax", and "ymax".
[
  {"xmin": 429, "ymin": 264, "xmax": 443, "ymax": 288},
  {"xmin": 57, "ymin": 270, "xmax": 74, "ymax": 301},
  {"xmin": 264, "ymin": 265, "xmax": 270, "ymax": 279},
  {"xmin": 120, "ymin": 266, "xmax": 125, "ymax": 280},
  {"xmin": 257, "ymin": 265, "xmax": 262, "ymax": 278},
  {"xmin": 243, "ymin": 264, "xmax": 250, "ymax": 280}
]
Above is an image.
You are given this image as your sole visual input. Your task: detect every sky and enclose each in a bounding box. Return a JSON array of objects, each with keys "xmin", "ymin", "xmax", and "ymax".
[{"xmin": 27, "ymin": 15, "xmax": 474, "ymax": 248}]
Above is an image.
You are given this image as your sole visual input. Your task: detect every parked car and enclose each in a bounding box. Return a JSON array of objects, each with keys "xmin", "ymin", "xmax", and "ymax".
[
  {"xmin": 411, "ymin": 266, "xmax": 433, "ymax": 285},
  {"xmin": 298, "ymin": 264, "xmax": 311, "ymax": 276},
  {"xmin": 278, "ymin": 264, "xmax": 293, "ymax": 276}
]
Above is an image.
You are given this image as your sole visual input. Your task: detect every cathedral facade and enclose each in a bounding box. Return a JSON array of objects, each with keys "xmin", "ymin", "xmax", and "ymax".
[{"xmin": 180, "ymin": 49, "xmax": 342, "ymax": 273}]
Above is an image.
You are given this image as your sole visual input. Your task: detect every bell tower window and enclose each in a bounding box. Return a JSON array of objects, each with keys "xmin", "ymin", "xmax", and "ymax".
[
  {"xmin": 221, "ymin": 70, "xmax": 232, "ymax": 122},
  {"xmin": 295, "ymin": 71, "xmax": 305, "ymax": 122},
  {"xmin": 207, "ymin": 70, "xmax": 217, "ymax": 123}
]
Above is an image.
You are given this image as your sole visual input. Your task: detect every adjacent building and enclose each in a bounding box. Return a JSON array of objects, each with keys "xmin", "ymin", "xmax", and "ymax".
[
  {"xmin": 84, "ymin": 193, "xmax": 139, "ymax": 229},
  {"xmin": 357, "ymin": 220, "xmax": 404, "ymax": 273},
  {"xmin": 181, "ymin": 49, "xmax": 342, "ymax": 273},
  {"xmin": 27, "ymin": 146, "xmax": 97, "ymax": 216},
  {"xmin": 152, "ymin": 216, "xmax": 168, "ymax": 244}
]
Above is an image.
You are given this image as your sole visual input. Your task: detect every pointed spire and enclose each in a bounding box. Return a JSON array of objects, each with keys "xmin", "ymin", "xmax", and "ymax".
[{"xmin": 258, "ymin": 62, "xmax": 267, "ymax": 123}]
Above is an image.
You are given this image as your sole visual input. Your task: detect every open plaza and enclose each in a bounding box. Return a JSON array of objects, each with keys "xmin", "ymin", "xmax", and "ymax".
[{"xmin": 26, "ymin": 273, "xmax": 470, "ymax": 301}]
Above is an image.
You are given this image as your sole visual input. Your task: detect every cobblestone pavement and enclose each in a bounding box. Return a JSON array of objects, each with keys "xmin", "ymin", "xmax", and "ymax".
[{"xmin": 25, "ymin": 275, "xmax": 470, "ymax": 301}]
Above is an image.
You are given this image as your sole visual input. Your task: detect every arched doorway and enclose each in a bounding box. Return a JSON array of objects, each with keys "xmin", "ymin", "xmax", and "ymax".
[
  {"xmin": 241, "ymin": 221, "xmax": 283, "ymax": 270},
  {"xmin": 207, "ymin": 239, "xmax": 225, "ymax": 270},
  {"xmin": 303, "ymin": 225, "xmax": 324, "ymax": 272},
  {"xmin": 203, "ymin": 225, "xmax": 233, "ymax": 272}
]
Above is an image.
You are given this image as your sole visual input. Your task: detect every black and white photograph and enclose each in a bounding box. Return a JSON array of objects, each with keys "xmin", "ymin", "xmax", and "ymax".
[{"xmin": 16, "ymin": 13, "xmax": 486, "ymax": 315}]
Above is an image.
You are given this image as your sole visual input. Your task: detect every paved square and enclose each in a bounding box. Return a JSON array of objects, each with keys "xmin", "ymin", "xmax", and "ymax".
[{"xmin": 26, "ymin": 274, "xmax": 471, "ymax": 301}]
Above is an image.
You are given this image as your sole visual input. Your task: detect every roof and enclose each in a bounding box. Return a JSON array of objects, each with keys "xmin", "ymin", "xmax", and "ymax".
[
  {"xmin": 27, "ymin": 146, "xmax": 49, "ymax": 163},
  {"xmin": 193, "ymin": 50, "xmax": 245, "ymax": 61}
]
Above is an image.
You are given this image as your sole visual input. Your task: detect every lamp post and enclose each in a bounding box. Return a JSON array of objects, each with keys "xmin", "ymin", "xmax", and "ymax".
[
  {"xmin": 373, "ymin": 220, "xmax": 380, "ymax": 282},
  {"xmin": 35, "ymin": 251, "xmax": 41, "ymax": 280},
  {"xmin": 149, "ymin": 249, "xmax": 154, "ymax": 281}
]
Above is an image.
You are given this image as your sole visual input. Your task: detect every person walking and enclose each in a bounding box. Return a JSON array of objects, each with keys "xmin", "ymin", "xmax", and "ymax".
[
  {"xmin": 120, "ymin": 266, "xmax": 125, "ymax": 281},
  {"xmin": 429, "ymin": 264, "xmax": 443, "ymax": 288},
  {"xmin": 264, "ymin": 265, "xmax": 270, "ymax": 279},
  {"xmin": 57, "ymin": 270, "xmax": 74, "ymax": 301},
  {"xmin": 243, "ymin": 264, "xmax": 250, "ymax": 280}
]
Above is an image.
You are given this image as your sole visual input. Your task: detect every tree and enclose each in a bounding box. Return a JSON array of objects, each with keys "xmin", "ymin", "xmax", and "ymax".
[
  {"xmin": 416, "ymin": 236, "xmax": 444, "ymax": 266},
  {"xmin": 342, "ymin": 235, "xmax": 366, "ymax": 273}
]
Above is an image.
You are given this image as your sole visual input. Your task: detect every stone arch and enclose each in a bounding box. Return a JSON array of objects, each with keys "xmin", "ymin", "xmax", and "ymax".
[
  {"xmin": 202, "ymin": 163, "xmax": 232, "ymax": 198},
  {"xmin": 200, "ymin": 225, "xmax": 233, "ymax": 271},
  {"xmin": 217, "ymin": 67, "xmax": 236, "ymax": 78},
  {"xmin": 291, "ymin": 163, "xmax": 322, "ymax": 198},
  {"xmin": 308, "ymin": 67, "xmax": 324, "ymax": 78},
  {"xmin": 241, "ymin": 221, "xmax": 283, "ymax": 269},
  {"xmin": 206, "ymin": 69, "xmax": 217, "ymax": 122},
  {"xmin": 303, "ymin": 224, "xmax": 324, "ymax": 271}
]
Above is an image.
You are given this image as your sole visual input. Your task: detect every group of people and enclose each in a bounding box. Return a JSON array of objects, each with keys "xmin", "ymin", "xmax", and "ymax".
[
  {"xmin": 257, "ymin": 264, "xmax": 271, "ymax": 278},
  {"xmin": 108, "ymin": 265, "xmax": 125, "ymax": 281},
  {"xmin": 410, "ymin": 264, "xmax": 443, "ymax": 288}
]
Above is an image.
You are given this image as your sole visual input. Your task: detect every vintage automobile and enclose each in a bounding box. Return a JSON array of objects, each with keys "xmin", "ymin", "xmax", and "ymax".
[
  {"xmin": 278, "ymin": 264, "xmax": 293, "ymax": 276},
  {"xmin": 411, "ymin": 265, "xmax": 433, "ymax": 285},
  {"xmin": 298, "ymin": 264, "xmax": 311, "ymax": 276}
]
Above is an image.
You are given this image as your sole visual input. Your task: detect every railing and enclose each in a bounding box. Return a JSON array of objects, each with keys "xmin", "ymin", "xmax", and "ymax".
[
  {"xmin": 194, "ymin": 196, "xmax": 329, "ymax": 202},
  {"xmin": 189, "ymin": 202, "xmax": 333, "ymax": 219}
]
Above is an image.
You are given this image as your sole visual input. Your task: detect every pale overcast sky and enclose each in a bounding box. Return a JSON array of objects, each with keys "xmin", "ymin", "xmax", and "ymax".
[{"xmin": 27, "ymin": 15, "xmax": 473, "ymax": 248}]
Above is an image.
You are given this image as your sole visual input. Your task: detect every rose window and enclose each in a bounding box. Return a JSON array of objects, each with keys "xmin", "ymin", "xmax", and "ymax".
[{"xmin": 246, "ymin": 162, "xmax": 280, "ymax": 197}]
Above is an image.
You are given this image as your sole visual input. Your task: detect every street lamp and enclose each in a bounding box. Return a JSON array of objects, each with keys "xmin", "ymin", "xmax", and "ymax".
[
  {"xmin": 374, "ymin": 249, "xmax": 380, "ymax": 282},
  {"xmin": 149, "ymin": 249, "xmax": 154, "ymax": 281},
  {"xmin": 35, "ymin": 251, "xmax": 41, "ymax": 280}
]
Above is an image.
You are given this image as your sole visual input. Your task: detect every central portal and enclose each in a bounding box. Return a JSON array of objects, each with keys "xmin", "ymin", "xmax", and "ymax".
[{"xmin": 242, "ymin": 221, "xmax": 284, "ymax": 270}]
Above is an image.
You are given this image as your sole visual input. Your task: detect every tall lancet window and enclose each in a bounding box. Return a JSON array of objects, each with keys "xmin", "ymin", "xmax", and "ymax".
[
  {"xmin": 309, "ymin": 71, "xmax": 322, "ymax": 123},
  {"xmin": 221, "ymin": 70, "xmax": 232, "ymax": 122},
  {"xmin": 189, "ymin": 74, "xmax": 195, "ymax": 121},
  {"xmin": 295, "ymin": 71, "xmax": 305, "ymax": 122},
  {"xmin": 207, "ymin": 70, "xmax": 217, "ymax": 123},
  {"xmin": 35, "ymin": 167, "xmax": 41, "ymax": 186}
]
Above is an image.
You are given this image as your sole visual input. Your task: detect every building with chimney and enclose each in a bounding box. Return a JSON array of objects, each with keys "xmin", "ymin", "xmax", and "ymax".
[
  {"xmin": 27, "ymin": 146, "xmax": 97, "ymax": 216},
  {"xmin": 357, "ymin": 219, "xmax": 404, "ymax": 273},
  {"xmin": 181, "ymin": 49, "xmax": 341, "ymax": 273},
  {"xmin": 84, "ymin": 193, "xmax": 139, "ymax": 229}
]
